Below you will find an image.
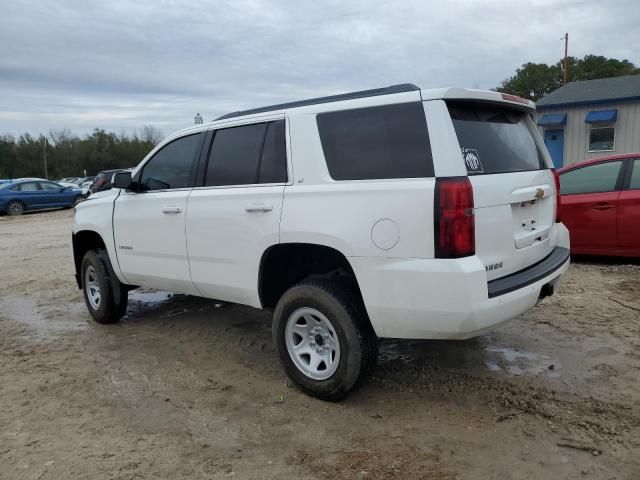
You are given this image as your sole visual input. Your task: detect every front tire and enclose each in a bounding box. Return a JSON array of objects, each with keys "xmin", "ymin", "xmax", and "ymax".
[
  {"xmin": 273, "ymin": 278, "xmax": 377, "ymax": 401},
  {"xmin": 81, "ymin": 249, "xmax": 128, "ymax": 324},
  {"xmin": 7, "ymin": 200, "xmax": 24, "ymax": 216}
]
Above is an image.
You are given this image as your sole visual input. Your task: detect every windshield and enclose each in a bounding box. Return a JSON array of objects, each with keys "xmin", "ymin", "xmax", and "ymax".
[
  {"xmin": 447, "ymin": 102, "xmax": 546, "ymax": 175},
  {"xmin": 0, "ymin": 182, "xmax": 12, "ymax": 190}
]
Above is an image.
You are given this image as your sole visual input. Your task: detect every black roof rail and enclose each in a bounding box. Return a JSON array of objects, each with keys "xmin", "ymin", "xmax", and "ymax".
[{"xmin": 215, "ymin": 83, "xmax": 420, "ymax": 121}]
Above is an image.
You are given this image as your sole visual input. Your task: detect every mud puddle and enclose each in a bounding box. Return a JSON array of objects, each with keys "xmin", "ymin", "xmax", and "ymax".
[
  {"xmin": 0, "ymin": 295, "xmax": 87, "ymax": 340},
  {"xmin": 378, "ymin": 336, "xmax": 561, "ymax": 380}
]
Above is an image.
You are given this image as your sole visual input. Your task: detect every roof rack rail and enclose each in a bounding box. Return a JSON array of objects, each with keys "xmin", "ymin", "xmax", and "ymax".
[{"xmin": 215, "ymin": 83, "xmax": 420, "ymax": 121}]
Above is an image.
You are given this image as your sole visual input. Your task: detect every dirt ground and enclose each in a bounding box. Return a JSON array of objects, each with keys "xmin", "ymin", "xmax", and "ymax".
[{"xmin": 0, "ymin": 209, "xmax": 639, "ymax": 480}]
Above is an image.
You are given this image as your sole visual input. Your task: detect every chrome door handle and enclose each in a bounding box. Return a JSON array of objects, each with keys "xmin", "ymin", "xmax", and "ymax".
[
  {"xmin": 245, "ymin": 204, "xmax": 273, "ymax": 213},
  {"xmin": 162, "ymin": 206, "xmax": 182, "ymax": 214}
]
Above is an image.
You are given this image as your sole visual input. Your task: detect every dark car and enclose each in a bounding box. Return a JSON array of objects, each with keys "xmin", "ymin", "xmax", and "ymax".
[
  {"xmin": 558, "ymin": 152, "xmax": 640, "ymax": 257},
  {"xmin": 0, "ymin": 179, "xmax": 84, "ymax": 216},
  {"xmin": 90, "ymin": 170, "xmax": 124, "ymax": 194}
]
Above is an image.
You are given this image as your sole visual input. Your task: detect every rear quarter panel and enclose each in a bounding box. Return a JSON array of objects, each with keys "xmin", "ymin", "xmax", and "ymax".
[{"xmin": 281, "ymin": 97, "xmax": 435, "ymax": 259}]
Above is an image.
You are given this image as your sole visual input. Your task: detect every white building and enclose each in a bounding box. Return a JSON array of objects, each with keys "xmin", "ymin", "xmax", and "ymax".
[{"xmin": 536, "ymin": 75, "xmax": 640, "ymax": 167}]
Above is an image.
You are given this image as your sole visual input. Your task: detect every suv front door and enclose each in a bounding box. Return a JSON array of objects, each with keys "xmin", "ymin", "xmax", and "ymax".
[
  {"xmin": 187, "ymin": 119, "xmax": 288, "ymax": 307},
  {"xmin": 113, "ymin": 132, "xmax": 205, "ymax": 294}
]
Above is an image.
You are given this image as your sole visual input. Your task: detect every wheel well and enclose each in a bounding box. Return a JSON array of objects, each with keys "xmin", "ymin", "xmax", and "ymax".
[
  {"xmin": 258, "ymin": 243, "xmax": 364, "ymax": 309},
  {"xmin": 72, "ymin": 230, "xmax": 106, "ymax": 289}
]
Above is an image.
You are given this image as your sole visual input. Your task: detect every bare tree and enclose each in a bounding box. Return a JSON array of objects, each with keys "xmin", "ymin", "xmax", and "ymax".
[
  {"xmin": 48, "ymin": 128, "xmax": 74, "ymax": 146},
  {"xmin": 139, "ymin": 125, "xmax": 163, "ymax": 145}
]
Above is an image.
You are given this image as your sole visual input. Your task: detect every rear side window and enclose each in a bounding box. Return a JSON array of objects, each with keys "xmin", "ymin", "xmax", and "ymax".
[
  {"xmin": 629, "ymin": 159, "xmax": 640, "ymax": 190},
  {"xmin": 16, "ymin": 182, "xmax": 40, "ymax": 192},
  {"xmin": 40, "ymin": 182, "xmax": 62, "ymax": 191},
  {"xmin": 448, "ymin": 102, "xmax": 545, "ymax": 175},
  {"xmin": 205, "ymin": 120, "xmax": 287, "ymax": 186},
  {"xmin": 317, "ymin": 102, "xmax": 434, "ymax": 180},
  {"xmin": 140, "ymin": 133, "xmax": 204, "ymax": 191},
  {"xmin": 259, "ymin": 121, "xmax": 288, "ymax": 183},
  {"xmin": 560, "ymin": 161, "xmax": 623, "ymax": 195}
]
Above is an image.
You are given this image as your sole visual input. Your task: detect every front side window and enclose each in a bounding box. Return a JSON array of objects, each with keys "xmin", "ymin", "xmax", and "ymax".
[
  {"xmin": 588, "ymin": 127, "xmax": 615, "ymax": 152},
  {"xmin": 317, "ymin": 102, "xmax": 434, "ymax": 180},
  {"xmin": 205, "ymin": 120, "xmax": 287, "ymax": 186},
  {"xmin": 560, "ymin": 161, "xmax": 623, "ymax": 195},
  {"xmin": 139, "ymin": 133, "xmax": 204, "ymax": 191}
]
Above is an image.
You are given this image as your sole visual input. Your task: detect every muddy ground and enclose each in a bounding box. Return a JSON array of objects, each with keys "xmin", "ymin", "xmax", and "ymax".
[{"xmin": 0, "ymin": 209, "xmax": 638, "ymax": 480}]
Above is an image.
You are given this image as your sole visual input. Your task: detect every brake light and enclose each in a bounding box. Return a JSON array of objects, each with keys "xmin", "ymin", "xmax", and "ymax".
[
  {"xmin": 434, "ymin": 177, "xmax": 475, "ymax": 258},
  {"xmin": 501, "ymin": 93, "xmax": 529, "ymax": 105},
  {"xmin": 553, "ymin": 169, "xmax": 561, "ymax": 223}
]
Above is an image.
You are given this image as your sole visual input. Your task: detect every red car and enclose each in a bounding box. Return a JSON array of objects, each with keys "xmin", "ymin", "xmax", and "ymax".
[{"xmin": 558, "ymin": 153, "xmax": 640, "ymax": 257}]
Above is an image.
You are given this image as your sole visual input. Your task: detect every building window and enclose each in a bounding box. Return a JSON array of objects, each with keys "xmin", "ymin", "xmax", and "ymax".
[{"xmin": 588, "ymin": 126, "xmax": 615, "ymax": 152}]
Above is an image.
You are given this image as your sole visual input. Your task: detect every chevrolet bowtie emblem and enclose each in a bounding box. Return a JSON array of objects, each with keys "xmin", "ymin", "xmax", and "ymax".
[{"xmin": 534, "ymin": 188, "xmax": 544, "ymax": 200}]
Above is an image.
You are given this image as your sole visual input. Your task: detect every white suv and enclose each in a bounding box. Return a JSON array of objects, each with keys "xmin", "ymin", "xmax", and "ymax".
[{"xmin": 72, "ymin": 84, "xmax": 570, "ymax": 400}]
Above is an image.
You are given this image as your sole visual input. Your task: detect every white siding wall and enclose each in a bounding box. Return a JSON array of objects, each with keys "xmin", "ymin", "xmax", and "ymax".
[{"xmin": 536, "ymin": 101, "xmax": 640, "ymax": 166}]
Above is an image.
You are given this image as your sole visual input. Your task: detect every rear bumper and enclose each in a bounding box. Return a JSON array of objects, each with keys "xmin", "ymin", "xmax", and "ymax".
[
  {"xmin": 351, "ymin": 224, "xmax": 570, "ymax": 340},
  {"xmin": 488, "ymin": 246, "xmax": 569, "ymax": 298}
]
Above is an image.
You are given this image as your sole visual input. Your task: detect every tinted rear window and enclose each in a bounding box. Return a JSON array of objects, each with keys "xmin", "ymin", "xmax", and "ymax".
[
  {"xmin": 317, "ymin": 102, "xmax": 434, "ymax": 180},
  {"xmin": 448, "ymin": 102, "xmax": 545, "ymax": 175},
  {"xmin": 204, "ymin": 120, "xmax": 287, "ymax": 186},
  {"xmin": 206, "ymin": 124, "xmax": 267, "ymax": 186},
  {"xmin": 258, "ymin": 121, "xmax": 288, "ymax": 183}
]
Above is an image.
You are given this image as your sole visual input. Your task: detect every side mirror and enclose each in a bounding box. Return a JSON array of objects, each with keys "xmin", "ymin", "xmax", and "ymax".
[{"xmin": 112, "ymin": 171, "xmax": 133, "ymax": 190}]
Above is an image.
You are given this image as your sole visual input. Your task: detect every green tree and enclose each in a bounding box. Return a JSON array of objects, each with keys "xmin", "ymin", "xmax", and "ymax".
[
  {"xmin": 569, "ymin": 54, "xmax": 640, "ymax": 81},
  {"xmin": 497, "ymin": 55, "xmax": 640, "ymax": 101},
  {"xmin": 496, "ymin": 62, "xmax": 562, "ymax": 101},
  {"xmin": 0, "ymin": 128, "xmax": 160, "ymax": 180}
]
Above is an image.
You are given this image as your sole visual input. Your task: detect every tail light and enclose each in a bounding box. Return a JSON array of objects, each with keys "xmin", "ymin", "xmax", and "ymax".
[
  {"xmin": 552, "ymin": 169, "xmax": 561, "ymax": 222},
  {"xmin": 434, "ymin": 177, "xmax": 475, "ymax": 258}
]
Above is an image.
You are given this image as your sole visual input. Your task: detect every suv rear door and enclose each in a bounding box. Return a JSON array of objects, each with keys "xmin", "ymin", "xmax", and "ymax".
[
  {"xmin": 186, "ymin": 118, "xmax": 288, "ymax": 307},
  {"xmin": 444, "ymin": 101, "xmax": 558, "ymax": 280}
]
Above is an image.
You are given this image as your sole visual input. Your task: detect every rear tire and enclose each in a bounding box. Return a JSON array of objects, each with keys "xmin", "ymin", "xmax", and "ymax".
[
  {"xmin": 7, "ymin": 200, "xmax": 24, "ymax": 216},
  {"xmin": 81, "ymin": 249, "xmax": 128, "ymax": 324},
  {"xmin": 273, "ymin": 278, "xmax": 377, "ymax": 401}
]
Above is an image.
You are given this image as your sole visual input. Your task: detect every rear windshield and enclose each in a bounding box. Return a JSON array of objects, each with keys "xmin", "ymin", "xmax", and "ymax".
[{"xmin": 447, "ymin": 102, "xmax": 546, "ymax": 175}]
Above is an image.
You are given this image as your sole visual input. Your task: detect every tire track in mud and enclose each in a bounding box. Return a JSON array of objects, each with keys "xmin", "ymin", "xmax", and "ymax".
[{"xmin": 374, "ymin": 359, "xmax": 640, "ymax": 451}]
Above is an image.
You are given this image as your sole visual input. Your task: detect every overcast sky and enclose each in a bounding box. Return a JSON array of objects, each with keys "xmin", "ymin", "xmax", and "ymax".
[{"xmin": 1, "ymin": 0, "xmax": 639, "ymax": 138}]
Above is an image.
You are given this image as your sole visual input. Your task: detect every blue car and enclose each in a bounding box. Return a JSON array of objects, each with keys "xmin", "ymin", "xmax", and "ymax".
[{"xmin": 0, "ymin": 179, "xmax": 84, "ymax": 216}]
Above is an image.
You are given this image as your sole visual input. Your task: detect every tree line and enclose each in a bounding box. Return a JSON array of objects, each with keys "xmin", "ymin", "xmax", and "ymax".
[
  {"xmin": 0, "ymin": 126, "xmax": 163, "ymax": 180},
  {"xmin": 497, "ymin": 54, "xmax": 640, "ymax": 101}
]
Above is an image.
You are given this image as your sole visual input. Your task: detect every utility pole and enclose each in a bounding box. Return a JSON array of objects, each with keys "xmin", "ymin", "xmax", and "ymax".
[
  {"xmin": 563, "ymin": 33, "xmax": 569, "ymax": 85},
  {"xmin": 43, "ymin": 137, "xmax": 48, "ymax": 179}
]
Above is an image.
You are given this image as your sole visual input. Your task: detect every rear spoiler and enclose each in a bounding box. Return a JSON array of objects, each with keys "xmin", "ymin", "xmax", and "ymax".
[{"xmin": 421, "ymin": 87, "xmax": 536, "ymax": 113}]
